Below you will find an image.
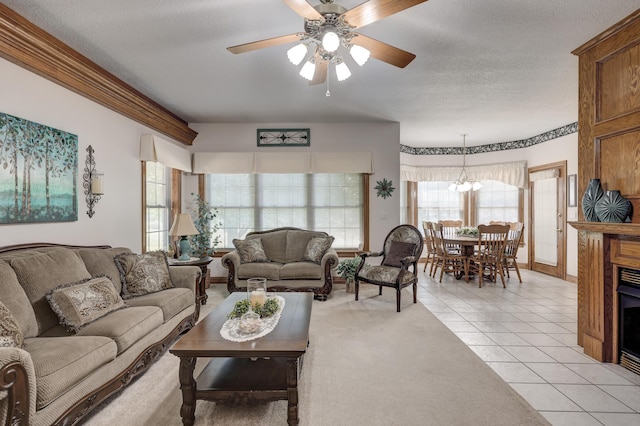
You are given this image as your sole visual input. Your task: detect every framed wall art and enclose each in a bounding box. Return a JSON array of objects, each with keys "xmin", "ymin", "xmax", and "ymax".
[
  {"xmin": 257, "ymin": 128, "xmax": 310, "ymax": 147},
  {"xmin": 0, "ymin": 112, "xmax": 78, "ymax": 224}
]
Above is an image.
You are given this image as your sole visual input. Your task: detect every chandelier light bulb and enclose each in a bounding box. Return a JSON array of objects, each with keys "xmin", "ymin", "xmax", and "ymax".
[
  {"xmin": 335, "ymin": 61, "xmax": 351, "ymax": 81},
  {"xmin": 299, "ymin": 60, "xmax": 316, "ymax": 80},
  {"xmin": 350, "ymin": 45, "xmax": 370, "ymax": 66},
  {"xmin": 322, "ymin": 31, "xmax": 340, "ymax": 52},
  {"xmin": 287, "ymin": 44, "xmax": 308, "ymax": 65},
  {"xmin": 472, "ymin": 181, "xmax": 482, "ymax": 191}
]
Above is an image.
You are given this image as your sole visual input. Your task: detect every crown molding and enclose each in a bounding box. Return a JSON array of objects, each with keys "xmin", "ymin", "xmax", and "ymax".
[{"xmin": 0, "ymin": 4, "xmax": 197, "ymax": 145}]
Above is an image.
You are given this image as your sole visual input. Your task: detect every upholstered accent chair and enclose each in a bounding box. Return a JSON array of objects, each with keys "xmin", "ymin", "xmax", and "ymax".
[{"xmin": 354, "ymin": 225, "xmax": 424, "ymax": 312}]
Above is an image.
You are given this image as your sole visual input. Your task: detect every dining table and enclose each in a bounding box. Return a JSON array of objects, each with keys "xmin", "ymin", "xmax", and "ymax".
[{"xmin": 444, "ymin": 234, "xmax": 478, "ymax": 280}]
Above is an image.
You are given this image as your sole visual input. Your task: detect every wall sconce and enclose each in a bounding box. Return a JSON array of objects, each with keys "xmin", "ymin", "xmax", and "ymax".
[{"xmin": 83, "ymin": 145, "xmax": 104, "ymax": 218}]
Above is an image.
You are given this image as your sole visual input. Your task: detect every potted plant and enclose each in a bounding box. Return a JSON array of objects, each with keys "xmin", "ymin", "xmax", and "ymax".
[
  {"xmin": 189, "ymin": 193, "xmax": 222, "ymax": 258},
  {"xmin": 336, "ymin": 255, "xmax": 362, "ymax": 293}
]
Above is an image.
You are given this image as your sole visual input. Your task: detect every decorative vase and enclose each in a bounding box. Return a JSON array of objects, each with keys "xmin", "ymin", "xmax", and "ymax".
[
  {"xmin": 345, "ymin": 278, "xmax": 355, "ymax": 294},
  {"xmin": 594, "ymin": 190, "xmax": 631, "ymax": 223},
  {"xmin": 582, "ymin": 178, "xmax": 604, "ymax": 222}
]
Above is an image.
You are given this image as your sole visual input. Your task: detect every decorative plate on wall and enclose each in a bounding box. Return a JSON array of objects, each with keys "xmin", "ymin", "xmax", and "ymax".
[{"xmin": 257, "ymin": 129, "xmax": 310, "ymax": 147}]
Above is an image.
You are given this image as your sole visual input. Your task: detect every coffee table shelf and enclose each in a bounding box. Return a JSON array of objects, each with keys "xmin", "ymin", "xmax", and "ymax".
[{"xmin": 170, "ymin": 292, "xmax": 312, "ymax": 425}]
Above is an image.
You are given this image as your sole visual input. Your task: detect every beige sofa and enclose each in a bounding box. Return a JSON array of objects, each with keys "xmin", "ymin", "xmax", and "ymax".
[
  {"xmin": 0, "ymin": 243, "xmax": 200, "ymax": 426},
  {"xmin": 221, "ymin": 227, "xmax": 338, "ymax": 301}
]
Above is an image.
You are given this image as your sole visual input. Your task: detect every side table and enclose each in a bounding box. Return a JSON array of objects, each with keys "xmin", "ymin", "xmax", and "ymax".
[{"xmin": 168, "ymin": 256, "xmax": 213, "ymax": 306}]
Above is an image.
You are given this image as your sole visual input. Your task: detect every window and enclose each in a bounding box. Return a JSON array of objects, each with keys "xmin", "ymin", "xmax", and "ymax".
[
  {"xmin": 475, "ymin": 180, "xmax": 520, "ymax": 224},
  {"xmin": 416, "ymin": 181, "xmax": 463, "ymax": 224},
  {"xmin": 413, "ymin": 180, "xmax": 521, "ymax": 227},
  {"xmin": 206, "ymin": 173, "xmax": 364, "ymax": 250},
  {"xmin": 144, "ymin": 162, "xmax": 172, "ymax": 252}
]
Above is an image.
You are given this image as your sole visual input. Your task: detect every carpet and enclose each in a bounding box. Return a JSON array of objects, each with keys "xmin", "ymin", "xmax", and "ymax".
[{"xmin": 83, "ymin": 285, "xmax": 549, "ymax": 425}]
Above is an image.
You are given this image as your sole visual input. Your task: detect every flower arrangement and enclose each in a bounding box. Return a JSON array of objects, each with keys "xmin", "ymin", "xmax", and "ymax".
[
  {"xmin": 189, "ymin": 193, "xmax": 222, "ymax": 258},
  {"xmin": 456, "ymin": 226, "xmax": 478, "ymax": 237},
  {"xmin": 227, "ymin": 298, "xmax": 280, "ymax": 319},
  {"xmin": 336, "ymin": 256, "xmax": 362, "ymax": 281}
]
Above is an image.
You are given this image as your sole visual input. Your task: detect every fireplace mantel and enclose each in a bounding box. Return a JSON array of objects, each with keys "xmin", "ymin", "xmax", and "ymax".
[{"xmin": 569, "ymin": 222, "xmax": 640, "ymax": 237}]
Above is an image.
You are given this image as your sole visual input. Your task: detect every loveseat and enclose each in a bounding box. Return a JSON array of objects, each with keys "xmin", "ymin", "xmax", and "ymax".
[
  {"xmin": 221, "ymin": 227, "xmax": 338, "ymax": 301},
  {"xmin": 0, "ymin": 243, "xmax": 200, "ymax": 426}
]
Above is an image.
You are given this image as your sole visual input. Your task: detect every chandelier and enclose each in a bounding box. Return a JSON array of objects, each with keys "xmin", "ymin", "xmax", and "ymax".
[
  {"xmin": 449, "ymin": 134, "xmax": 482, "ymax": 192},
  {"xmin": 286, "ymin": 1, "xmax": 370, "ymax": 95}
]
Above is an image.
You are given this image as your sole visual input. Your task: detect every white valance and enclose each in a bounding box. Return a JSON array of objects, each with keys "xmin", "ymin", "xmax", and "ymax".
[
  {"xmin": 192, "ymin": 152, "xmax": 374, "ymax": 174},
  {"xmin": 400, "ymin": 160, "xmax": 528, "ymax": 189},
  {"xmin": 140, "ymin": 134, "xmax": 192, "ymax": 172},
  {"xmin": 529, "ymin": 168, "xmax": 559, "ymax": 182}
]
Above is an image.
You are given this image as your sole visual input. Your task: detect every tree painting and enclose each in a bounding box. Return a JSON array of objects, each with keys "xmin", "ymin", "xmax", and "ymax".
[{"xmin": 0, "ymin": 112, "xmax": 77, "ymax": 224}]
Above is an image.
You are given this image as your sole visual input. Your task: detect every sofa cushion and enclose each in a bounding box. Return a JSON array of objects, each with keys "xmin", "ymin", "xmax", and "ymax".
[
  {"xmin": 302, "ymin": 236, "xmax": 334, "ymax": 264},
  {"xmin": 254, "ymin": 230, "xmax": 287, "ymax": 263},
  {"xmin": 9, "ymin": 249, "xmax": 92, "ymax": 334},
  {"xmin": 24, "ymin": 335, "xmax": 117, "ymax": 409},
  {"xmin": 0, "ymin": 260, "xmax": 38, "ymax": 338},
  {"xmin": 77, "ymin": 247, "xmax": 132, "ymax": 293},
  {"xmin": 237, "ymin": 262, "xmax": 282, "ymax": 280},
  {"xmin": 280, "ymin": 262, "xmax": 323, "ymax": 280},
  {"xmin": 233, "ymin": 238, "xmax": 268, "ymax": 263},
  {"xmin": 382, "ymin": 241, "xmax": 417, "ymax": 268},
  {"xmin": 46, "ymin": 276, "xmax": 127, "ymax": 332},
  {"xmin": 76, "ymin": 306, "xmax": 163, "ymax": 354},
  {"xmin": 124, "ymin": 288, "xmax": 193, "ymax": 322},
  {"xmin": 115, "ymin": 251, "xmax": 174, "ymax": 299},
  {"xmin": 0, "ymin": 300, "xmax": 23, "ymax": 348}
]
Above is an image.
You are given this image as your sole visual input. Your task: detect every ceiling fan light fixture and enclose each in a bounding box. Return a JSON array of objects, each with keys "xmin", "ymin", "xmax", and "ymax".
[
  {"xmin": 299, "ymin": 60, "xmax": 316, "ymax": 80},
  {"xmin": 287, "ymin": 43, "xmax": 308, "ymax": 65},
  {"xmin": 321, "ymin": 30, "xmax": 340, "ymax": 53},
  {"xmin": 335, "ymin": 60, "xmax": 351, "ymax": 81},
  {"xmin": 350, "ymin": 45, "xmax": 370, "ymax": 66}
]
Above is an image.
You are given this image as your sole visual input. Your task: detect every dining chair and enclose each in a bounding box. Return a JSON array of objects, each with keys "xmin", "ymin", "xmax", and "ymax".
[
  {"xmin": 422, "ymin": 221, "xmax": 437, "ymax": 276},
  {"xmin": 438, "ymin": 220, "xmax": 462, "ymax": 254},
  {"xmin": 354, "ymin": 224, "xmax": 424, "ymax": 312},
  {"xmin": 432, "ymin": 223, "xmax": 468, "ymax": 283},
  {"xmin": 503, "ymin": 222, "xmax": 524, "ymax": 283},
  {"xmin": 468, "ymin": 224, "xmax": 509, "ymax": 288}
]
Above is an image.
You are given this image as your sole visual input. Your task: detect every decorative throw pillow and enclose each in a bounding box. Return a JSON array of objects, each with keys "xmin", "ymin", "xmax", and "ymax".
[
  {"xmin": 0, "ymin": 301, "xmax": 23, "ymax": 348},
  {"xmin": 46, "ymin": 276, "xmax": 126, "ymax": 333},
  {"xmin": 303, "ymin": 236, "xmax": 335, "ymax": 264},
  {"xmin": 382, "ymin": 241, "xmax": 417, "ymax": 268},
  {"xmin": 233, "ymin": 238, "xmax": 269, "ymax": 263},
  {"xmin": 114, "ymin": 251, "xmax": 174, "ymax": 299}
]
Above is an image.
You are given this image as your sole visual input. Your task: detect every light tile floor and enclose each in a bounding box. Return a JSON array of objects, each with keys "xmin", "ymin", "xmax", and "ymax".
[{"xmin": 416, "ymin": 268, "xmax": 640, "ymax": 425}]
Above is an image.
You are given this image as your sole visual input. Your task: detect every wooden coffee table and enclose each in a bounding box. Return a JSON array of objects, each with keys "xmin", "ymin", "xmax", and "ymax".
[{"xmin": 169, "ymin": 292, "xmax": 312, "ymax": 426}]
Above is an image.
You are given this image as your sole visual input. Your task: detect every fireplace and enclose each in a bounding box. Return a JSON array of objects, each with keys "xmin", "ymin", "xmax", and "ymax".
[{"xmin": 618, "ymin": 268, "xmax": 640, "ymax": 374}]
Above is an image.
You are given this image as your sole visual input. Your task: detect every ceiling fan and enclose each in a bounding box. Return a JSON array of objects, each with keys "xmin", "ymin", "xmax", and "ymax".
[{"xmin": 227, "ymin": 0, "xmax": 428, "ymax": 86}]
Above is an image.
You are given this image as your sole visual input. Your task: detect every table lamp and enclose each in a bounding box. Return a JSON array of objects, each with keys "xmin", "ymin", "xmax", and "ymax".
[{"xmin": 169, "ymin": 214, "xmax": 199, "ymax": 261}]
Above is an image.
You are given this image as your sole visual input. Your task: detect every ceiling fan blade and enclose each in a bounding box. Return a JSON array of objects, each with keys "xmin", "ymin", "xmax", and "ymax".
[
  {"xmin": 343, "ymin": 0, "xmax": 429, "ymax": 29},
  {"xmin": 227, "ymin": 33, "xmax": 303, "ymax": 54},
  {"xmin": 310, "ymin": 58, "xmax": 328, "ymax": 85},
  {"xmin": 283, "ymin": 0, "xmax": 324, "ymax": 21},
  {"xmin": 352, "ymin": 34, "xmax": 416, "ymax": 68}
]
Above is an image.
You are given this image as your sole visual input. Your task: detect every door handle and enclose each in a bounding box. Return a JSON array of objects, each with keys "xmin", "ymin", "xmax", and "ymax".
[{"xmin": 557, "ymin": 229, "xmax": 563, "ymax": 233}]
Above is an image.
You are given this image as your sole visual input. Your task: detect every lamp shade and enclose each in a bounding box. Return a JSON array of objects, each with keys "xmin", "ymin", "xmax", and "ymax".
[{"xmin": 169, "ymin": 214, "xmax": 199, "ymax": 237}]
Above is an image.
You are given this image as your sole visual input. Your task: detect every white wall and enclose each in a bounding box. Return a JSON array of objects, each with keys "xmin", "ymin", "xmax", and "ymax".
[
  {"xmin": 189, "ymin": 122, "xmax": 401, "ymax": 248},
  {"xmin": 0, "ymin": 58, "xmax": 184, "ymax": 250},
  {"xmin": 400, "ymin": 132, "xmax": 579, "ymax": 277}
]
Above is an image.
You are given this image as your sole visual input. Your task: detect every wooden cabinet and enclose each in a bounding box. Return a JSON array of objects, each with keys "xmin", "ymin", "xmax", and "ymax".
[{"xmin": 571, "ymin": 8, "xmax": 640, "ymax": 362}]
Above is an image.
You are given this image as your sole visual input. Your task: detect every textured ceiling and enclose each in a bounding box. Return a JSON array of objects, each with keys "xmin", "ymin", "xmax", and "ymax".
[{"xmin": 1, "ymin": 0, "xmax": 639, "ymax": 147}]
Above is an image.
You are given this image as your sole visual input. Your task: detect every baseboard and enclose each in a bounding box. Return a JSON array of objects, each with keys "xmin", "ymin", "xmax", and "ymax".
[
  {"xmin": 208, "ymin": 276, "xmax": 226, "ymax": 285},
  {"xmin": 565, "ymin": 274, "xmax": 577, "ymax": 284}
]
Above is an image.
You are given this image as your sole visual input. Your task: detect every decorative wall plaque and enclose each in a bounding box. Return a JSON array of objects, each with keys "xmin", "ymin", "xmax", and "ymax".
[{"xmin": 257, "ymin": 129, "xmax": 310, "ymax": 147}]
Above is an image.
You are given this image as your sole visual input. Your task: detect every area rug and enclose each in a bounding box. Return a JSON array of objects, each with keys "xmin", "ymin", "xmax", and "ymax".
[{"xmin": 83, "ymin": 285, "xmax": 549, "ymax": 425}]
